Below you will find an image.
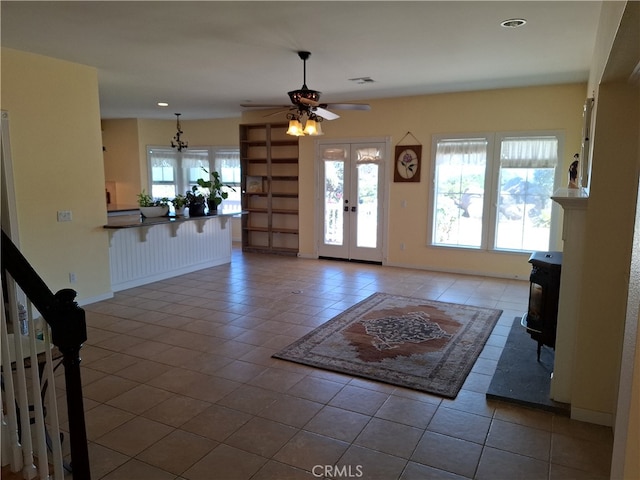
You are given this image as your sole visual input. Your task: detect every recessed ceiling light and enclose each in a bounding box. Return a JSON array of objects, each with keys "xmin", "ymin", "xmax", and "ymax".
[
  {"xmin": 501, "ymin": 18, "xmax": 527, "ymax": 28},
  {"xmin": 157, "ymin": 102, "xmax": 169, "ymax": 107}
]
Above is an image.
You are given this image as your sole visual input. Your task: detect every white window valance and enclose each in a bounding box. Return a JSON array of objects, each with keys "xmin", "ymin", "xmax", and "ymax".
[
  {"xmin": 500, "ymin": 136, "xmax": 558, "ymax": 168},
  {"xmin": 436, "ymin": 139, "xmax": 487, "ymax": 166}
]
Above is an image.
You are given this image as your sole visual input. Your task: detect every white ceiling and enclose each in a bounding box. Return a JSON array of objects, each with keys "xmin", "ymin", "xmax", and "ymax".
[{"xmin": 1, "ymin": 1, "xmax": 602, "ymax": 120}]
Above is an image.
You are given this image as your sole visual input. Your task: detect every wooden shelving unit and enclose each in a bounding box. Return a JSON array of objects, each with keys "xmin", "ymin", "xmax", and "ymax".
[{"xmin": 240, "ymin": 123, "xmax": 299, "ymax": 255}]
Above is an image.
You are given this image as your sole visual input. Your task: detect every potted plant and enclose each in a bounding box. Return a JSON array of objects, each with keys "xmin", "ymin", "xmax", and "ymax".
[
  {"xmin": 172, "ymin": 194, "xmax": 188, "ymax": 216},
  {"xmin": 185, "ymin": 187, "xmax": 206, "ymax": 217},
  {"xmin": 195, "ymin": 168, "xmax": 236, "ymax": 214},
  {"xmin": 137, "ymin": 190, "xmax": 169, "ymax": 218}
]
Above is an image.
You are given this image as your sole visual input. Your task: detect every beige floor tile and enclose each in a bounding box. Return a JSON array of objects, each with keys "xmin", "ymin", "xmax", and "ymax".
[
  {"xmin": 273, "ymin": 430, "xmax": 349, "ymax": 471},
  {"xmin": 354, "ymin": 418, "xmax": 423, "ymax": 459},
  {"xmin": 100, "ymin": 458, "xmax": 176, "ymax": 480},
  {"xmin": 441, "ymin": 389, "xmax": 495, "ymax": 418},
  {"xmin": 475, "ymin": 446, "xmax": 549, "ymax": 480},
  {"xmin": 248, "ymin": 367, "xmax": 307, "ymax": 393},
  {"xmin": 136, "ymin": 429, "xmax": 217, "ymax": 475},
  {"xmin": 486, "ymin": 418, "xmax": 551, "ymax": 461},
  {"xmin": 400, "ymin": 461, "xmax": 469, "ymax": 480},
  {"xmin": 181, "ymin": 404, "xmax": 252, "ymax": 441},
  {"xmin": 551, "ymin": 433, "xmax": 612, "ymax": 477},
  {"xmin": 427, "ymin": 406, "xmax": 491, "ymax": 445},
  {"xmin": 146, "ymin": 367, "xmax": 209, "ymax": 394},
  {"xmin": 106, "ymin": 383, "xmax": 174, "ymax": 415},
  {"xmin": 336, "ymin": 445, "xmax": 407, "ymax": 480},
  {"xmin": 73, "ymin": 249, "xmax": 613, "ymax": 479},
  {"xmin": 216, "ymin": 384, "xmax": 283, "ymax": 415},
  {"xmin": 225, "ymin": 416, "xmax": 298, "ymax": 457},
  {"xmin": 251, "ymin": 460, "xmax": 316, "ymax": 480},
  {"xmin": 212, "ymin": 359, "xmax": 267, "ymax": 382},
  {"xmin": 114, "ymin": 358, "xmax": 173, "ymax": 383},
  {"xmin": 258, "ymin": 394, "xmax": 324, "ymax": 428},
  {"xmin": 375, "ymin": 394, "xmax": 438, "ymax": 428},
  {"xmin": 183, "ymin": 444, "xmax": 267, "ymax": 480},
  {"xmin": 142, "ymin": 394, "xmax": 211, "ymax": 428},
  {"xmin": 82, "ymin": 375, "xmax": 139, "ymax": 403},
  {"xmin": 87, "ymin": 442, "xmax": 129, "ymax": 479},
  {"xmin": 95, "ymin": 416, "xmax": 174, "ymax": 456},
  {"xmin": 286, "ymin": 375, "xmax": 345, "ymax": 404},
  {"xmin": 328, "ymin": 384, "xmax": 389, "ymax": 415},
  {"xmin": 411, "ymin": 431, "xmax": 482, "ymax": 478},
  {"xmin": 84, "ymin": 404, "xmax": 135, "ymax": 441},
  {"xmin": 303, "ymin": 405, "xmax": 370, "ymax": 442}
]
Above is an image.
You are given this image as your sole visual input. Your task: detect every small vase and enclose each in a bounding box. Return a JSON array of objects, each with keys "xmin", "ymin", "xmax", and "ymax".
[{"xmin": 174, "ymin": 207, "xmax": 185, "ymax": 217}]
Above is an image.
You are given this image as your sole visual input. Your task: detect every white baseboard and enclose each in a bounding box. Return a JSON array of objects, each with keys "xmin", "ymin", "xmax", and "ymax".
[{"xmin": 571, "ymin": 406, "xmax": 613, "ymax": 427}]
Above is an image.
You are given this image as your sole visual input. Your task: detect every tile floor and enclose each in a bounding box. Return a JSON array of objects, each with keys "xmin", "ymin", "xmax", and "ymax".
[{"xmin": 68, "ymin": 247, "xmax": 613, "ymax": 479}]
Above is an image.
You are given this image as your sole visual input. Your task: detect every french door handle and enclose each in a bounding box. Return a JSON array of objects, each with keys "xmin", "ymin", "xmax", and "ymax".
[
  {"xmin": 344, "ymin": 206, "xmax": 349, "ymax": 212},
  {"xmin": 351, "ymin": 206, "xmax": 357, "ymax": 212}
]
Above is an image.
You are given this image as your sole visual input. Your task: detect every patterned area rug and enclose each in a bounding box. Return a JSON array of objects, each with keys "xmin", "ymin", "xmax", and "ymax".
[{"xmin": 273, "ymin": 293, "xmax": 503, "ymax": 398}]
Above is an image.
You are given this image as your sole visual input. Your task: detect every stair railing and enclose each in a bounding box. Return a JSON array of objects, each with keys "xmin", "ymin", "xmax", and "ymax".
[{"xmin": 1, "ymin": 229, "xmax": 90, "ymax": 479}]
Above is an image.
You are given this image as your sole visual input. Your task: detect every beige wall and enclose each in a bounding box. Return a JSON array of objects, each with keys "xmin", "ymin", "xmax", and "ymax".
[
  {"xmin": 102, "ymin": 118, "xmax": 140, "ymax": 206},
  {"xmin": 243, "ymin": 83, "xmax": 586, "ymax": 279},
  {"xmin": 1, "ymin": 48, "xmax": 111, "ymax": 303}
]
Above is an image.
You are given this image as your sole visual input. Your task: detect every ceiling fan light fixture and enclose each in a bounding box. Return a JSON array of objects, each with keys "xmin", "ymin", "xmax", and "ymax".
[
  {"xmin": 303, "ymin": 118, "xmax": 324, "ymax": 136},
  {"xmin": 286, "ymin": 117, "xmax": 304, "ymax": 136}
]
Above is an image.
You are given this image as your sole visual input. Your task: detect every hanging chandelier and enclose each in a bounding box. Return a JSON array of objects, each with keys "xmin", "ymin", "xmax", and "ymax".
[{"xmin": 170, "ymin": 113, "xmax": 188, "ymax": 151}]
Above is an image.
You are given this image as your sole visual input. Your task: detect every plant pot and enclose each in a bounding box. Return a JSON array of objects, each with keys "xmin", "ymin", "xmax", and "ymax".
[
  {"xmin": 140, "ymin": 206, "xmax": 169, "ymax": 218},
  {"xmin": 188, "ymin": 203, "xmax": 206, "ymax": 217},
  {"xmin": 174, "ymin": 207, "xmax": 185, "ymax": 217},
  {"xmin": 207, "ymin": 198, "xmax": 218, "ymax": 215}
]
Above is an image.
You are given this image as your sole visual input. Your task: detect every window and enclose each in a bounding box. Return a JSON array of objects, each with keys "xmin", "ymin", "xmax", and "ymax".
[
  {"xmin": 212, "ymin": 149, "xmax": 241, "ymax": 213},
  {"xmin": 147, "ymin": 146, "xmax": 240, "ymax": 213},
  {"xmin": 430, "ymin": 133, "xmax": 561, "ymax": 253}
]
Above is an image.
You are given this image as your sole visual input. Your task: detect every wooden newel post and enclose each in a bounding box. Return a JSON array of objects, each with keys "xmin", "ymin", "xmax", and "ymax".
[{"xmin": 50, "ymin": 289, "xmax": 91, "ymax": 480}]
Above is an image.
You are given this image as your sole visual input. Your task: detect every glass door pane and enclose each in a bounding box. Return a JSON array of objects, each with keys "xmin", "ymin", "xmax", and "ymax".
[
  {"xmin": 355, "ymin": 162, "xmax": 378, "ymax": 248},
  {"xmin": 323, "ymin": 158, "xmax": 345, "ymax": 246}
]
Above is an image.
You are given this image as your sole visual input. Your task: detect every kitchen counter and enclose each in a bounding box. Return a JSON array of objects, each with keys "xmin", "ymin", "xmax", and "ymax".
[{"xmin": 104, "ymin": 211, "xmax": 243, "ymax": 292}]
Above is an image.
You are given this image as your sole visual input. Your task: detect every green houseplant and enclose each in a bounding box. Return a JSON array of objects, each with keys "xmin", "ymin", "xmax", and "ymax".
[
  {"xmin": 195, "ymin": 168, "xmax": 236, "ymax": 214},
  {"xmin": 171, "ymin": 194, "xmax": 188, "ymax": 216},
  {"xmin": 137, "ymin": 190, "xmax": 169, "ymax": 218}
]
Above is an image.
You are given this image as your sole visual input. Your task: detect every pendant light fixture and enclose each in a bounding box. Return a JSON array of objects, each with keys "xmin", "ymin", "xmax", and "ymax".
[{"xmin": 170, "ymin": 113, "xmax": 188, "ymax": 151}]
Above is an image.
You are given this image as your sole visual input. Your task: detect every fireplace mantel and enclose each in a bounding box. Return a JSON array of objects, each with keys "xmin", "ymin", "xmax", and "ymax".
[{"xmin": 550, "ymin": 187, "xmax": 588, "ymax": 405}]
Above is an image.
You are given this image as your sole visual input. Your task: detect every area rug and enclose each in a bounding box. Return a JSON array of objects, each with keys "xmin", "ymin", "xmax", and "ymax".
[{"xmin": 273, "ymin": 292, "xmax": 502, "ymax": 398}]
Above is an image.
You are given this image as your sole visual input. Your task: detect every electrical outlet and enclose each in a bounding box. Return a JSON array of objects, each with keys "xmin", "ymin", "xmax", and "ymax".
[
  {"xmin": 57, "ymin": 210, "xmax": 72, "ymax": 222},
  {"xmin": 400, "ymin": 242, "xmax": 405, "ymax": 251},
  {"xmin": 69, "ymin": 272, "xmax": 77, "ymax": 284}
]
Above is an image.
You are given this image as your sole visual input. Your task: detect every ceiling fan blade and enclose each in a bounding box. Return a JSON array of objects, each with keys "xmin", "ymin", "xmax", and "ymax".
[
  {"xmin": 264, "ymin": 108, "xmax": 293, "ymax": 117},
  {"xmin": 323, "ymin": 103, "xmax": 371, "ymax": 111},
  {"xmin": 241, "ymin": 104, "xmax": 291, "ymax": 109},
  {"xmin": 315, "ymin": 107, "xmax": 340, "ymax": 121}
]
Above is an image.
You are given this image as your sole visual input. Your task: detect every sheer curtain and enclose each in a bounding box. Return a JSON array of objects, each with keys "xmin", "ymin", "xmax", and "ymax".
[{"xmin": 500, "ymin": 136, "xmax": 558, "ymax": 168}]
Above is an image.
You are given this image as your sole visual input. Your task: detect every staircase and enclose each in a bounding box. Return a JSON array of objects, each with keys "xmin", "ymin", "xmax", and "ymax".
[{"xmin": 1, "ymin": 229, "xmax": 91, "ymax": 479}]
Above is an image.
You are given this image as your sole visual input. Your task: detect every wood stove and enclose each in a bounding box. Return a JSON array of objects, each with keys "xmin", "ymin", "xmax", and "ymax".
[{"xmin": 523, "ymin": 251, "xmax": 562, "ymax": 361}]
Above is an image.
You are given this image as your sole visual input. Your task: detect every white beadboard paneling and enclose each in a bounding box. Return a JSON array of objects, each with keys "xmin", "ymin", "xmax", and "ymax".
[{"xmin": 109, "ymin": 217, "xmax": 232, "ymax": 291}]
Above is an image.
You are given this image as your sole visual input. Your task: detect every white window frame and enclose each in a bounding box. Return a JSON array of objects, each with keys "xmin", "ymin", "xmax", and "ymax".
[
  {"xmin": 147, "ymin": 146, "xmax": 240, "ymax": 212},
  {"xmin": 428, "ymin": 131, "xmax": 563, "ymax": 253}
]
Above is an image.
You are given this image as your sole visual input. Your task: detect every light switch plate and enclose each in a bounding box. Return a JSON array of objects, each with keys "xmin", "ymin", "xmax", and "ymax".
[{"xmin": 57, "ymin": 210, "xmax": 72, "ymax": 222}]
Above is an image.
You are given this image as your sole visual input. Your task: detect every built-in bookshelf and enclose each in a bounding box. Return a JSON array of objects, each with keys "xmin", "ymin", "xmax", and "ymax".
[{"xmin": 240, "ymin": 123, "xmax": 299, "ymax": 255}]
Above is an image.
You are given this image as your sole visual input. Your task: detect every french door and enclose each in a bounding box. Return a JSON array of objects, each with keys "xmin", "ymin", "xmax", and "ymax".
[{"xmin": 317, "ymin": 141, "xmax": 386, "ymax": 262}]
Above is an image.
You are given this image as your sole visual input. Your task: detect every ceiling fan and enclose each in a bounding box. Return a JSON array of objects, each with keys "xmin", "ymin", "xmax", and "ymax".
[{"xmin": 241, "ymin": 51, "xmax": 370, "ymax": 136}]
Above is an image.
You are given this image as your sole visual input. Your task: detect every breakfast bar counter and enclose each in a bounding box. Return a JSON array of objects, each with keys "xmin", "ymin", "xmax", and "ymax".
[{"xmin": 104, "ymin": 211, "xmax": 242, "ymax": 292}]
